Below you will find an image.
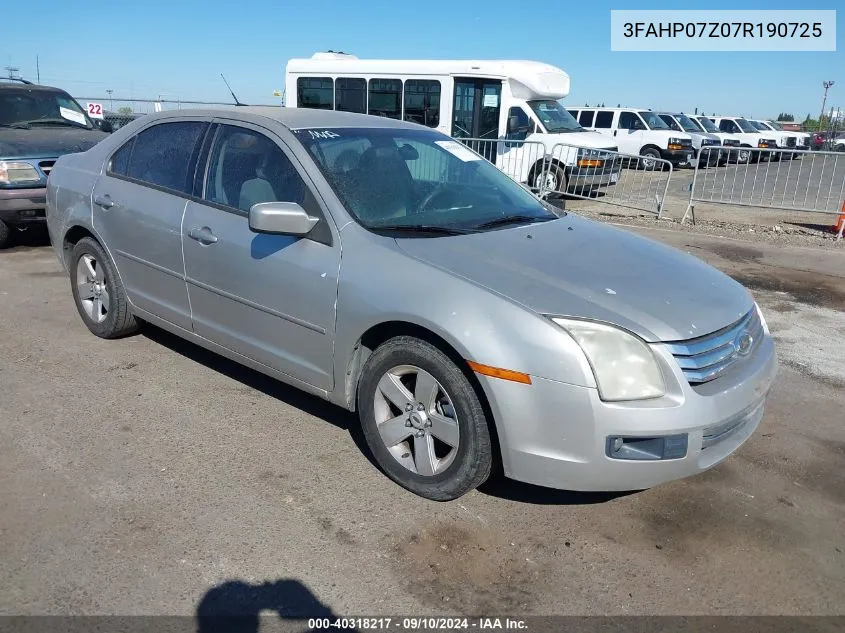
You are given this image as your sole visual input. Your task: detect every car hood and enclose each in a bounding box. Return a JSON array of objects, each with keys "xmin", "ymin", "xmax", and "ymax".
[
  {"xmin": 0, "ymin": 127, "xmax": 108, "ymax": 159},
  {"xmin": 395, "ymin": 215, "xmax": 753, "ymax": 342}
]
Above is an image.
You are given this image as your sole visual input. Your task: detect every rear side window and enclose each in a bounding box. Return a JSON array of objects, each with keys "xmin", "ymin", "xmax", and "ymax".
[
  {"xmin": 298, "ymin": 77, "xmax": 334, "ymax": 110},
  {"xmin": 335, "ymin": 78, "xmax": 366, "ymax": 114},
  {"xmin": 578, "ymin": 110, "xmax": 595, "ymax": 127},
  {"xmin": 594, "ymin": 111, "xmax": 613, "ymax": 128},
  {"xmin": 109, "ymin": 138, "xmax": 134, "ymax": 175},
  {"xmin": 368, "ymin": 79, "xmax": 402, "ymax": 119},
  {"xmin": 403, "ymin": 80, "xmax": 440, "ymax": 127},
  {"xmin": 122, "ymin": 122, "xmax": 206, "ymax": 194}
]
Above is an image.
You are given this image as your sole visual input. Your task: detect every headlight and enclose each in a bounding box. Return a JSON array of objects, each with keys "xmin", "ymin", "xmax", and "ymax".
[
  {"xmin": 551, "ymin": 318, "xmax": 666, "ymax": 401},
  {"xmin": 0, "ymin": 161, "xmax": 41, "ymax": 185},
  {"xmin": 668, "ymin": 137, "xmax": 683, "ymax": 145}
]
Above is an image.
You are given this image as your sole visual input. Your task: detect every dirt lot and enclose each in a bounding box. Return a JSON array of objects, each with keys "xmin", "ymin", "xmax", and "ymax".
[{"xmin": 1, "ymin": 227, "xmax": 844, "ymax": 619}]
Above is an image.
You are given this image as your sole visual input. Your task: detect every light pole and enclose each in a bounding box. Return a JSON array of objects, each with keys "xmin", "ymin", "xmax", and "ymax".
[
  {"xmin": 818, "ymin": 80, "xmax": 835, "ymax": 133},
  {"xmin": 106, "ymin": 89, "xmax": 113, "ymax": 111}
]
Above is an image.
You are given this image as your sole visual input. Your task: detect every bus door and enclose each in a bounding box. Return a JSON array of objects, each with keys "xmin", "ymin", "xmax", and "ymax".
[{"xmin": 451, "ymin": 78, "xmax": 502, "ymax": 162}]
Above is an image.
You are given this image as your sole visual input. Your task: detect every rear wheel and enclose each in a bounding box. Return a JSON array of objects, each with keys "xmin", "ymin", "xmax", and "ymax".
[
  {"xmin": 70, "ymin": 237, "xmax": 139, "ymax": 339},
  {"xmin": 357, "ymin": 336, "xmax": 493, "ymax": 501},
  {"xmin": 0, "ymin": 220, "xmax": 10, "ymax": 249}
]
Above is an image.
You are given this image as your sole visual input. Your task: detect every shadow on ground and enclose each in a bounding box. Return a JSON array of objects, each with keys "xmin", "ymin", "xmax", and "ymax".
[{"xmin": 196, "ymin": 578, "xmax": 350, "ymax": 633}]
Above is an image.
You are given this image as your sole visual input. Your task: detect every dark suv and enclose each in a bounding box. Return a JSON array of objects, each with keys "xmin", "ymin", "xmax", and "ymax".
[{"xmin": 1, "ymin": 79, "xmax": 108, "ymax": 247}]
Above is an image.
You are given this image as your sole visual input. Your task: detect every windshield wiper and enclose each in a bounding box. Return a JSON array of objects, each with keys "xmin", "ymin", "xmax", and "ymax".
[
  {"xmin": 473, "ymin": 214, "xmax": 555, "ymax": 230},
  {"xmin": 369, "ymin": 224, "xmax": 475, "ymax": 236},
  {"xmin": 25, "ymin": 118, "xmax": 88, "ymax": 128}
]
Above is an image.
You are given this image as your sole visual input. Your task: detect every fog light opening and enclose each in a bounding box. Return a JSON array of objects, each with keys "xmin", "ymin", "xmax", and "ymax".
[{"xmin": 606, "ymin": 434, "xmax": 688, "ymax": 461}]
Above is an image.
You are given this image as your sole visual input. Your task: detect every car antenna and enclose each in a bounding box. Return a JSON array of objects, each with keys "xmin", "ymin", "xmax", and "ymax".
[{"xmin": 221, "ymin": 73, "xmax": 247, "ymax": 106}]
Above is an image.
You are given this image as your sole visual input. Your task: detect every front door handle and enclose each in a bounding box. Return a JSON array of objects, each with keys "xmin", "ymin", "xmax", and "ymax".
[
  {"xmin": 188, "ymin": 226, "xmax": 218, "ymax": 245},
  {"xmin": 93, "ymin": 194, "xmax": 114, "ymax": 209}
]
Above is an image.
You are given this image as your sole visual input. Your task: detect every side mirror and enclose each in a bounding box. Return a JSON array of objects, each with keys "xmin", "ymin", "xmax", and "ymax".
[
  {"xmin": 248, "ymin": 201, "xmax": 319, "ymax": 236},
  {"xmin": 631, "ymin": 119, "xmax": 645, "ymax": 131},
  {"xmin": 507, "ymin": 115, "xmax": 530, "ymax": 135},
  {"xmin": 99, "ymin": 120, "xmax": 114, "ymax": 133}
]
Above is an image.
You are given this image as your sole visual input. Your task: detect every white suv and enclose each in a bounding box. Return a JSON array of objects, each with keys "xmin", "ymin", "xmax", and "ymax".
[{"xmin": 568, "ymin": 107, "xmax": 695, "ymax": 169}]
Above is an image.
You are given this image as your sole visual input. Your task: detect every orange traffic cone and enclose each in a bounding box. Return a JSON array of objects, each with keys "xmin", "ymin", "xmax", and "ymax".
[{"xmin": 835, "ymin": 200, "xmax": 845, "ymax": 235}]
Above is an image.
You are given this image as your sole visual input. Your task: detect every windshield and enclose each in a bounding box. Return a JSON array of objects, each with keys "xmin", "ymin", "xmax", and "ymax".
[
  {"xmin": 639, "ymin": 111, "xmax": 670, "ymax": 130},
  {"xmin": 0, "ymin": 88, "xmax": 93, "ymax": 129},
  {"xmin": 694, "ymin": 116, "xmax": 719, "ymax": 133},
  {"xmin": 526, "ymin": 100, "xmax": 583, "ymax": 133},
  {"xmin": 736, "ymin": 118, "xmax": 758, "ymax": 133},
  {"xmin": 295, "ymin": 128, "xmax": 556, "ymax": 235},
  {"xmin": 768, "ymin": 121, "xmax": 784, "ymax": 130},
  {"xmin": 675, "ymin": 114, "xmax": 703, "ymax": 133},
  {"xmin": 748, "ymin": 120, "xmax": 769, "ymax": 131}
]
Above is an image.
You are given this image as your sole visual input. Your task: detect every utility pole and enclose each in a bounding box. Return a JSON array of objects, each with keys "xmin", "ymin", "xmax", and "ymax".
[
  {"xmin": 4, "ymin": 66, "xmax": 20, "ymax": 80},
  {"xmin": 36, "ymin": 56, "xmax": 40, "ymax": 83},
  {"xmin": 819, "ymin": 80, "xmax": 835, "ymax": 133},
  {"xmin": 106, "ymin": 89, "xmax": 113, "ymax": 110}
]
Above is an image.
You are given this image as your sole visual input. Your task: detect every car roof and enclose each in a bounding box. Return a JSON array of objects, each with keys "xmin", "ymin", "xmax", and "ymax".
[
  {"xmin": 142, "ymin": 106, "xmax": 425, "ymax": 131},
  {"xmin": 0, "ymin": 82, "xmax": 68, "ymax": 93}
]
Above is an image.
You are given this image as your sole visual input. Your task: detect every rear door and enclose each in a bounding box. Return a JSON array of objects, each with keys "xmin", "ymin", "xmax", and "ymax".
[
  {"xmin": 92, "ymin": 119, "xmax": 208, "ymax": 329},
  {"xmin": 182, "ymin": 121, "xmax": 340, "ymax": 390}
]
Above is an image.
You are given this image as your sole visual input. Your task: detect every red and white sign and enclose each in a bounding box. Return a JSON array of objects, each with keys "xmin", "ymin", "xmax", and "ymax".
[{"xmin": 87, "ymin": 102, "xmax": 104, "ymax": 119}]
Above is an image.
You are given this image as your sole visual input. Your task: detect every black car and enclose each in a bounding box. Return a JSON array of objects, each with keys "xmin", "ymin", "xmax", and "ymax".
[{"xmin": 0, "ymin": 79, "xmax": 108, "ymax": 247}]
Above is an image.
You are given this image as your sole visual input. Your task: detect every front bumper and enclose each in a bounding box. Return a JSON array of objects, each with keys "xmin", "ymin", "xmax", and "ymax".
[
  {"xmin": 0, "ymin": 186, "xmax": 48, "ymax": 225},
  {"xmin": 569, "ymin": 162, "xmax": 622, "ymax": 188},
  {"xmin": 660, "ymin": 147, "xmax": 695, "ymax": 166},
  {"xmin": 481, "ymin": 333, "xmax": 777, "ymax": 492}
]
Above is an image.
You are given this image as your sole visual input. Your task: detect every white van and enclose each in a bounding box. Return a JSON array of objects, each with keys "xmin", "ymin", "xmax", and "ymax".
[
  {"xmin": 709, "ymin": 116, "xmax": 781, "ymax": 161},
  {"xmin": 748, "ymin": 119, "xmax": 810, "ymax": 152},
  {"xmin": 568, "ymin": 107, "xmax": 695, "ymax": 169},
  {"xmin": 687, "ymin": 115, "xmax": 748, "ymax": 163},
  {"xmin": 656, "ymin": 112, "xmax": 722, "ymax": 166},
  {"xmin": 285, "ymin": 52, "xmax": 621, "ymax": 193}
]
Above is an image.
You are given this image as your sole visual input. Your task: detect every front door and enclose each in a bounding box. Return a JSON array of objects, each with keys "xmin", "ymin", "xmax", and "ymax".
[
  {"xmin": 614, "ymin": 111, "xmax": 645, "ymax": 155},
  {"xmin": 451, "ymin": 78, "xmax": 502, "ymax": 162},
  {"xmin": 92, "ymin": 119, "xmax": 208, "ymax": 330},
  {"xmin": 182, "ymin": 122, "xmax": 340, "ymax": 390}
]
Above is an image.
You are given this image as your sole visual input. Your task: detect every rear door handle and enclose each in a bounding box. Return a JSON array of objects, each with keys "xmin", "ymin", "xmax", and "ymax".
[
  {"xmin": 93, "ymin": 194, "xmax": 114, "ymax": 209},
  {"xmin": 188, "ymin": 226, "xmax": 218, "ymax": 245}
]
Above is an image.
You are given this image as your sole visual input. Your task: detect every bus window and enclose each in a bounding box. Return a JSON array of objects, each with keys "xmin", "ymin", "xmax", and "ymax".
[
  {"xmin": 297, "ymin": 77, "xmax": 333, "ymax": 110},
  {"xmin": 578, "ymin": 110, "xmax": 595, "ymax": 127},
  {"xmin": 336, "ymin": 78, "xmax": 366, "ymax": 114},
  {"xmin": 368, "ymin": 79, "xmax": 402, "ymax": 119},
  {"xmin": 403, "ymin": 80, "xmax": 440, "ymax": 128}
]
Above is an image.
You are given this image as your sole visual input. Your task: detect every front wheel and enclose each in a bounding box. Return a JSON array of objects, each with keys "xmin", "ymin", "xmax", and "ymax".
[
  {"xmin": 0, "ymin": 220, "xmax": 10, "ymax": 249},
  {"xmin": 70, "ymin": 237, "xmax": 139, "ymax": 339},
  {"xmin": 735, "ymin": 148, "xmax": 751, "ymax": 164},
  {"xmin": 357, "ymin": 336, "xmax": 493, "ymax": 501},
  {"xmin": 638, "ymin": 148, "xmax": 662, "ymax": 170},
  {"xmin": 532, "ymin": 163, "xmax": 567, "ymax": 195}
]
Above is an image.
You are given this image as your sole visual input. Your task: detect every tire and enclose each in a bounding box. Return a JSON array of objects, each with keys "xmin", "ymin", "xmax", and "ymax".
[
  {"xmin": 734, "ymin": 148, "xmax": 751, "ymax": 164},
  {"xmin": 0, "ymin": 220, "xmax": 10, "ymax": 249},
  {"xmin": 357, "ymin": 336, "xmax": 493, "ymax": 501},
  {"xmin": 70, "ymin": 237, "xmax": 139, "ymax": 339},
  {"xmin": 638, "ymin": 147, "xmax": 662, "ymax": 171},
  {"xmin": 532, "ymin": 163, "xmax": 567, "ymax": 195}
]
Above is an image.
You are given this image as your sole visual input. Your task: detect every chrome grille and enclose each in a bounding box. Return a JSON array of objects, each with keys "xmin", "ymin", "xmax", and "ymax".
[
  {"xmin": 665, "ymin": 308, "xmax": 763, "ymax": 385},
  {"xmin": 39, "ymin": 160, "xmax": 56, "ymax": 176}
]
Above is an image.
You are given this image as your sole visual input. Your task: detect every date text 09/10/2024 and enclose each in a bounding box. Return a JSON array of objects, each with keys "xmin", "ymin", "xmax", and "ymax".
[{"xmin": 307, "ymin": 617, "xmax": 528, "ymax": 630}]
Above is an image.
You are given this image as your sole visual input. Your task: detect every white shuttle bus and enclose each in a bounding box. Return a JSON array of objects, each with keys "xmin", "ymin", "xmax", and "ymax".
[{"xmin": 284, "ymin": 52, "xmax": 621, "ymax": 193}]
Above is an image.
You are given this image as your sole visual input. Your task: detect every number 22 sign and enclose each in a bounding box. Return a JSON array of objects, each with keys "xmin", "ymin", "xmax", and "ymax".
[{"xmin": 87, "ymin": 102, "xmax": 104, "ymax": 119}]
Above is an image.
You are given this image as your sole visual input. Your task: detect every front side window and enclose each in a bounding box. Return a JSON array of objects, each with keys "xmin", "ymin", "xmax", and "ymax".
[
  {"xmin": 204, "ymin": 125, "xmax": 309, "ymax": 213},
  {"xmin": 594, "ymin": 111, "xmax": 613, "ymax": 128},
  {"xmin": 619, "ymin": 111, "xmax": 640, "ymax": 130},
  {"xmin": 335, "ymin": 78, "xmax": 366, "ymax": 114},
  {"xmin": 297, "ymin": 77, "xmax": 334, "ymax": 110},
  {"xmin": 639, "ymin": 111, "xmax": 670, "ymax": 130},
  {"xmin": 506, "ymin": 107, "xmax": 534, "ymax": 140},
  {"xmin": 368, "ymin": 79, "xmax": 402, "ymax": 119},
  {"xmin": 736, "ymin": 118, "xmax": 758, "ymax": 133},
  {"xmin": 719, "ymin": 119, "xmax": 739, "ymax": 133},
  {"xmin": 526, "ymin": 100, "xmax": 582, "ymax": 133},
  {"xmin": 296, "ymin": 127, "xmax": 555, "ymax": 234},
  {"xmin": 658, "ymin": 115, "xmax": 682, "ymax": 132},
  {"xmin": 403, "ymin": 80, "xmax": 440, "ymax": 128},
  {"xmin": 124, "ymin": 121, "xmax": 206, "ymax": 194},
  {"xmin": 0, "ymin": 88, "xmax": 93, "ymax": 129}
]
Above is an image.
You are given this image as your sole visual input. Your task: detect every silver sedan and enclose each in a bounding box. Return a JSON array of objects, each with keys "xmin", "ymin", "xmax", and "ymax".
[{"xmin": 46, "ymin": 107, "xmax": 777, "ymax": 500}]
